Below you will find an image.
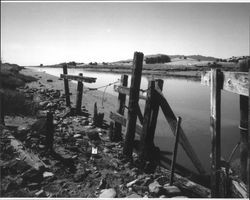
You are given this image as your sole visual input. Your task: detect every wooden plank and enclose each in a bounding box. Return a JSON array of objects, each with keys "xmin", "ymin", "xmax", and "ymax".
[
  {"xmin": 231, "ymin": 180, "xmax": 248, "ymax": 198},
  {"xmin": 210, "ymin": 69, "xmax": 222, "ymax": 197},
  {"xmin": 114, "ymin": 75, "xmax": 128, "ymax": 141},
  {"xmin": 139, "ymin": 80, "xmax": 155, "ymax": 162},
  {"xmin": 109, "ymin": 112, "xmax": 142, "ymax": 135},
  {"xmin": 123, "ymin": 52, "xmax": 144, "ymax": 157},
  {"xmin": 75, "ymin": 73, "xmax": 84, "ymax": 114},
  {"xmin": 170, "ymin": 116, "xmax": 182, "ymax": 185},
  {"xmin": 114, "ymin": 85, "xmax": 147, "ymax": 100},
  {"xmin": 155, "ymin": 86, "xmax": 206, "ymax": 175},
  {"xmin": 60, "ymin": 74, "xmax": 96, "ymax": 83},
  {"xmin": 136, "ymin": 103, "xmax": 144, "ymax": 125},
  {"xmin": 239, "ymin": 60, "xmax": 249, "ymax": 184},
  {"xmin": 63, "ymin": 64, "xmax": 71, "ymax": 107},
  {"xmin": 201, "ymin": 71, "xmax": 248, "ymax": 96}
]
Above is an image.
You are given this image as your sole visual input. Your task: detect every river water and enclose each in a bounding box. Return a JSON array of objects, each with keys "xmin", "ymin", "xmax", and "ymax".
[{"xmin": 27, "ymin": 67, "xmax": 240, "ymax": 173}]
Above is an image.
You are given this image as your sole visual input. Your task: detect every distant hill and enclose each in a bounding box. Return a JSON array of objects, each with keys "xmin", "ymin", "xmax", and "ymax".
[{"xmin": 112, "ymin": 54, "xmax": 219, "ymax": 64}]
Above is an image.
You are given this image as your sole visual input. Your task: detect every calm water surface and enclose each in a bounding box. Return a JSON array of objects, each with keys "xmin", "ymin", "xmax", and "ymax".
[{"xmin": 27, "ymin": 67, "xmax": 240, "ymax": 173}]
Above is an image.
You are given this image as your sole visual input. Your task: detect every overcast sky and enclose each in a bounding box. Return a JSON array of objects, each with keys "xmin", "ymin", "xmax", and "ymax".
[{"xmin": 1, "ymin": 2, "xmax": 250, "ymax": 65}]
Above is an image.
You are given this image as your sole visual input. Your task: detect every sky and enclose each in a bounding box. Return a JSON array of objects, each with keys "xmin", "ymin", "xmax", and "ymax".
[{"xmin": 1, "ymin": 2, "xmax": 250, "ymax": 65}]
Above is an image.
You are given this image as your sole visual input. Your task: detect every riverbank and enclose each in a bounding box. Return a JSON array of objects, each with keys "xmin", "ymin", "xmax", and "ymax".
[{"xmin": 0, "ymin": 66, "xmax": 212, "ymax": 197}]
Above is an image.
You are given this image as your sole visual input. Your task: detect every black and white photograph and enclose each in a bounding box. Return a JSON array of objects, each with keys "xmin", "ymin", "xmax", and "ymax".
[{"xmin": 1, "ymin": 0, "xmax": 250, "ymax": 198}]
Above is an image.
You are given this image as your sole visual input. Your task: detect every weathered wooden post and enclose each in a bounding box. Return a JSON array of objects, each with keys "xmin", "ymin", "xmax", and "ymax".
[
  {"xmin": 123, "ymin": 52, "xmax": 144, "ymax": 158},
  {"xmin": 0, "ymin": 62, "xmax": 4, "ymax": 125},
  {"xmin": 210, "ymin": 68, "xmax": 222, "ymax": 197},
  {"xmin": 46, "ymin": 111, "xmax": 54, "ymax": 151},
  {"xmin": 63, "ymin": 64, "xmax": 71, "ymax": 107},
  {"xmin": 114, "ymin": 74, "xmax": 128, "ymax": 141},
  {"xmin": 170, "ymin": 116, "xmax": 182, "ymax": 186},
  {"xmin": 239, "ymin": 59, "xmax": 249, "ymax": 184},
  {"xmin": 248, "ymin": 65, "xmax": 250, "ymax": 198},
  {"xmin": 139, "ymin": 80, "xmax": 155, "ymax": 162},
  {"xmin": 76, "ymin": 73, "xmax": 83, "ymax": 114},
  {"xmin": 148, "ymin": 79, "xmax": 163, "ymax": 142}
]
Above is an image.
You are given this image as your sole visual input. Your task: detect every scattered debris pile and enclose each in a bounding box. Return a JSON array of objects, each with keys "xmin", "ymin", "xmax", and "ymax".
[{"xmin": 0, "ymin": 74, "xmax": 209, "ymax": 198}]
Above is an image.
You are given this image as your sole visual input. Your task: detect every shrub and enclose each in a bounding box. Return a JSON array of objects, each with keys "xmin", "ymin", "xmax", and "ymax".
[{"xmin": 145, "ymin": 55, "xmax": 171, "ymax": 64}]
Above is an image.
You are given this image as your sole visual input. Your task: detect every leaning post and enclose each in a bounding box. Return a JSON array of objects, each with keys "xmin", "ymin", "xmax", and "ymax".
[
  {"xmin": 123, "ymin": 52, "xmax": 144, "ymax": 158},
  {"xmin": 114, "ymin": 74, "xmax": 128, "ymax": 141},
  {"xmin": 76, "ymin": 73, "xmax": 83, "ymax": 114},
  {"xmin": 210, "ymin": 68, "xmax": 222, "ymax": 197},
  {"xmin": 239, "ymin": 59, "xmax": 249, "ymax": 184},
  {"xmin": 63, "ymin": 64, "xmax": 71, "ymax": 107}
]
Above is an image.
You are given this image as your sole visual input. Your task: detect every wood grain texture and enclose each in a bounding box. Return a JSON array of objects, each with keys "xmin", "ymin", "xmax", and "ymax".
[
  {"xmin": 201, "ymin": 71, "xmax": 248, "ymax": 96},
  {"xmin": 60, "ymin": 74, "xmax": 96, "ymax": 83}
]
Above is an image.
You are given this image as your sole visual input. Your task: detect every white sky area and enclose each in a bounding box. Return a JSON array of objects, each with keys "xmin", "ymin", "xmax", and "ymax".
[{"xmin": 1, "ymin": 2, "xmax": 250, "ymax": 65}]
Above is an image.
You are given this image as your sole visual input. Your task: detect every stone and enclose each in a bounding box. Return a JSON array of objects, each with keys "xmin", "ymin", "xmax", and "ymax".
[
  {"xmin": 73, "ymin": 134, "xmax": 82, "ymax": 138},
  {"xmin": 126, "ymin": 193, "xmax": 142, "ymax": 198},
  {"xmin": 163, "ymin": 184, "xmax": 181, "ymax": 196},
  {"xmin": 73, "ymin": 170, "xmax": 89, "ymax": 182},
  {"xmin": 99, "ymin": 188, "xmax": 116, "ymax": 198},
  {"xmin": 43, "ymin": 171, "xmax": 54, "ymax": 178},
  {"xmin": 149, "ymin": 181, "xmax": 162, "ymax": 194},
  {"xmin": 35, "ymin": 189, "xmax": 46, "ymax": 197},
  {"xmin": 87, "ymin": 129, "xmax": 101, "ymax": 141},
  {"xmin": 126, "ymin": 179, "xmax": 139, "ymax": 188}
]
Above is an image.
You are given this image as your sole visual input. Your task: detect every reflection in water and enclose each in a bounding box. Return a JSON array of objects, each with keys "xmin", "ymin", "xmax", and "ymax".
[{"xmin": 27, "ymin": 67, "xmax": 240, "ymax": 173}]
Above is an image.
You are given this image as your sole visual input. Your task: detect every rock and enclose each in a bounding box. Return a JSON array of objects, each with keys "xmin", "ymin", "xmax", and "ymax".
[
  {"xmin": 99, "ymin": 188, "xmax": 116, "ymax": 198},
  {"xmin": 163, "ymin": 184, "xmax": 181, "ymax": 196},
  {"xmin": 43, "ymin": 171, "xmax": 54, "ymax": 178},
  {"xmin": 73, "ymin": 170, "xmax": 89, "ymax": 182},
  {"xmin": 159, "ymin": 195, "xmax": 167, "ymax": 198},
  {"xmin": 35, "ymin": 189, "xmax": 46, "ymax": 197},
  {"xmin": 47, "ymin": 79, "xmax": 53, "ymax": 82},
  {"xmin": 87, "ymin": 129, "xmax": 101, "ymax": 141},
  {"xmin": 149, "ymin": 181, "xmax": 162, "ymax": 194},
  {"xmin": 126, "ymin": 193, "xmax": 142, "ymax": 198},
  {"xmin": 126, "ymin": 179, "xmax": 139, "ymax": 188},
  {"xmin": 73, "ymin": 134, "xmax": 82, "ymax": 138}
]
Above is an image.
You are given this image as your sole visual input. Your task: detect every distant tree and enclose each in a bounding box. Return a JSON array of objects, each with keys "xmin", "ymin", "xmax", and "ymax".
[
  {"xmin": 183, "ymin": 56, "xmax": 187, "ymax": 59},
  {"xmin": 68, "ymin": 61, "xmax": 76, "ymax": 66},
  {"xmin": 145, "ymin": 55, "xmax": 171, "ymax": 64},
  {"xmin": 40, "ymin": 64, "xmax": 43, "ymax": 67}
]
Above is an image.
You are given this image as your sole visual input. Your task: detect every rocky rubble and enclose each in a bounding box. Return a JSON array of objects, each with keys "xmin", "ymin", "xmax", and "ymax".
[{"xmin": 1, "ymin": 83, "xmax": 193, "ymax": 198}]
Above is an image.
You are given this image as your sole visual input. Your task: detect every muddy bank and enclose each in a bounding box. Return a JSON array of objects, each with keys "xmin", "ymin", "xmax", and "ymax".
[{"xmin": 0, "ymin": 66, "xmax": 212, "ymax": 197}]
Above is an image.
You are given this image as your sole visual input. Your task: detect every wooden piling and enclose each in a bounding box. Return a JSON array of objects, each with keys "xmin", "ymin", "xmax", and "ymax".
[
  {"xmin": 46, "ymin": 112, "xmax": 54, "ymax": 151},
  {"xmin": 0, "ymin": 63, "xmax": 4, "ymax": 125},
  {"xmin": 248, "ymin": 65, "xmax": 250, "ymax": 198},
  {"xmin": 123, "ymin": 52, "xmax": 144, "ymax": 158},
  {"xmin": 63, "ymin": 64, "xmax": 71, "ymax": 107},
  {"xmin": 210, "ymin": 68, "xmax": 222, "ymax": 198},
  {"xmin": 170, "ymin": 116, "xmax": 182, "ymax": 186},
  {"xmin": 76, "ymin": 73, "xmax": 83, "ymax": 114},
  {"xmin": 148, "ymin": 79, "xmax": 163, "ymax": 142},
  {"xmin": 139, "ymin": 80, "xmax": 155, "ymax": 162},
  {"xmin": 239, "ymin": 60, "xmax": 249, "ymax": 184},
  {"xmin": 114, "ymin": 74, "xmax": 128, "ymax": 141}
]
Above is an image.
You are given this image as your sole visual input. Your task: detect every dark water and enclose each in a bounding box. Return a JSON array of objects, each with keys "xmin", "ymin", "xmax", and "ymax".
[{"xmin": 28, "ymin": 67, "xmax": 240, "ymax": 173}]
